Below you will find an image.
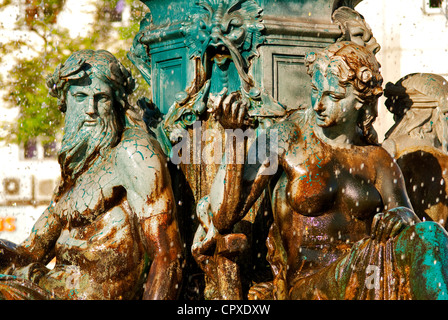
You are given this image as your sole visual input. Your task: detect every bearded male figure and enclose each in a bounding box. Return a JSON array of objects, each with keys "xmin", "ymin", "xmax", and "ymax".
[{"xmin": 0, "ymin": 50, "xmax": 183, "ymax": 300}]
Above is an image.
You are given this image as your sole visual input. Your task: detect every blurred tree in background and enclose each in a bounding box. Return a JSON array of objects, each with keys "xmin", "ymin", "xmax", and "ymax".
[{"xmin": 0, "ymin": 0, "xmax": 149, "ymax": 147}]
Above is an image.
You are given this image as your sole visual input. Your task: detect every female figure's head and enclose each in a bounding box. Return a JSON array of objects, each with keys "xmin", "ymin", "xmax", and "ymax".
[{"xmin": 305, "ymin": 41, "xmax": 383, "ymax": 145}]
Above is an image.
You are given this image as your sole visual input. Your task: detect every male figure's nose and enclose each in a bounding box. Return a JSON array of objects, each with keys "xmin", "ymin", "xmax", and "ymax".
[{"xmin": 85, "ymin": 97, "xmax": 96, "ymax": 117}]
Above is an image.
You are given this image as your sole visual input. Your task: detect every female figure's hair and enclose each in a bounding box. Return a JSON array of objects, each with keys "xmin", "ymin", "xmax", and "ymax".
[
  {"xmin": 332, "ymin": 6, "xmax": 381, "ymax": 55},
  {"xmin": 305, "ymin": 41, "xmax": 383, "ymax": 145},
  {"xmin": 332, "ymin": 6, "xmax": 366, "ymax": 41}
]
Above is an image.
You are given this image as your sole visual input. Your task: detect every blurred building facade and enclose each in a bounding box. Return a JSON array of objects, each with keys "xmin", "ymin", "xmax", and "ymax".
[{"xmin": 357, "ymin": 0, "xmax": 448, "ymax": 140}]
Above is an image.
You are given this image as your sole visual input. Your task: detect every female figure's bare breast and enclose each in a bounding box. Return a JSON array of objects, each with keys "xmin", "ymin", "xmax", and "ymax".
[{"xmin": 273, "ymin": 134, "xmax": 384, "ymax": 280}]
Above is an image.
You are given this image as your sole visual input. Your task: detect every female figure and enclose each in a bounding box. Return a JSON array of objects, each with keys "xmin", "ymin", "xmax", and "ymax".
[{"xmin": 204, "ymin": 41, "xmax": 448, "ymax": 300}]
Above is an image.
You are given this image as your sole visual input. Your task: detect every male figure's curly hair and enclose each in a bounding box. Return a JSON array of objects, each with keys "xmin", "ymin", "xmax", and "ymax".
[
  {"xmin": 46, "ymin": 50, "xmax": 149, "ymax": 132},
  {"xmin": 46, "ymin": 49, "xmax": 135, "ymax": 112}
]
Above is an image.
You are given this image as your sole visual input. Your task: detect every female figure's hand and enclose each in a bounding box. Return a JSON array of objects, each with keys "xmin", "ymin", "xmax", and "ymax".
[
  {"xmin": 371, "ymin": 207, "xmax": 420, "ymax": 242},
  {"xmin": 208, "ymin": 88, "xmax": 251, "ymax": 130}
]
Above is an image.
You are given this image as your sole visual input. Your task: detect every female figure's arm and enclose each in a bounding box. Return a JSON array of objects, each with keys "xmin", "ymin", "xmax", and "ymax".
[
  {"xmin": 371, "ymin": 148, "xmax": 421, "ymax": 241},
  {"xmin": 208, "ymin": 91, "xmax": 292, "ymax": 233}
]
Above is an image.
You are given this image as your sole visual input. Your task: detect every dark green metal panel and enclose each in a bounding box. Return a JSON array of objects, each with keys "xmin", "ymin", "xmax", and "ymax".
[
  {"xmin": 130, "ymin": 0, "xmax": 345, "ymax": 113},
  {"xmin": 140, "ymin": 0, "xmax": 195, "ymax": 26},
  {"xmin": 151, "ymin": 47, "xmax": 188, "ymax": 114}
]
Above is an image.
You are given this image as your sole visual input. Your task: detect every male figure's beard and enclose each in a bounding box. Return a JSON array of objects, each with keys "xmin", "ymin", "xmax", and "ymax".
[{"xmin": 58, "ymin": 114, "xmax": 120, "ymax": 185}]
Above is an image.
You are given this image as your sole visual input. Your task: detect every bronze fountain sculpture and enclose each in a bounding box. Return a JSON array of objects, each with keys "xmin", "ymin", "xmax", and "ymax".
[
  {"xmin": 0, "ymin": 50, "xmax": 183, "ymax": 300},
  {"xmin": 202, "ymin": 41, "xmax": 448, "ymax": 300},
  {"xmin": 1, "ymin": 1, "xmax": 448, "ymax": 301}
]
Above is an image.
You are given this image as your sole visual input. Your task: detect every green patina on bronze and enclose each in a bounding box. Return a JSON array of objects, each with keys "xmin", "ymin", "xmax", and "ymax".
[
  {"xmin": 2, "ymin": 1, "xmax": 448, "ymax": 301},
  {"xmin": 1, "ymin": 50, "xmax": 183, "ymax": 300}
]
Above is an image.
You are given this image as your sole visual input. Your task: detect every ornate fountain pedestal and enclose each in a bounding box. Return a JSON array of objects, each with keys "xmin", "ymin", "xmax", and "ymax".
[
  {"xmin": 128, "ymin": 0, "xmax": 356, "ymax": 300},
  {"xmin": 131, "ymin": 0, "xmax": 343, "ymax": 114}
]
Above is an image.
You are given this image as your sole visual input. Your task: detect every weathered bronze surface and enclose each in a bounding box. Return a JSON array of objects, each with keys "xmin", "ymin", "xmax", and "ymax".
[
  {"xmin": 332, "ymin": 6, "xmax": 381, "ymax": 55},
  {"xmin": 383, "ymin": 73, "xmax": 448, "ymax": 229},
  {"xmin": 2, "ymin": 1, "xmax": 448, "ymax": 301},
  {"xmin": 206, "ymin": 41, "xmax": 448, "ymax": 300},
  {"xmin": 0, "ymin": 50, "xmax": 183, "ymax": 300}
]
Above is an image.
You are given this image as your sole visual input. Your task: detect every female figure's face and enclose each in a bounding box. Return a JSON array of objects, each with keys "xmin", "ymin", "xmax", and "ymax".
[{"xmin": 310, "ymin": 59, "xmax": 361, "ymax": 129}]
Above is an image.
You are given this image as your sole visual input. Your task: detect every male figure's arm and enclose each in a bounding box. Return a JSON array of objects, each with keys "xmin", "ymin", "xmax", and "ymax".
[
  {"xmin": 1, "ymin": 202, "xmax": 61, "ymax": 272},
  {"xmin": 118, "ymin": 131, "xmax": 183, "ymax": 300}
]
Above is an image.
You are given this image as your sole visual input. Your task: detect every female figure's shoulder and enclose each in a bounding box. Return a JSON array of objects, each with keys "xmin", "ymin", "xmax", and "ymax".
[{"xmin": 269, "ymin": 108, "xmax": 312, "ymax": 147}]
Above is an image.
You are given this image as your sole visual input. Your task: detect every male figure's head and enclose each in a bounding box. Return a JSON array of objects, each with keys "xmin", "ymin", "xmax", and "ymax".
[{"xmin": 46, "ymin": 50, "xmax": 136, "ymax": 183}]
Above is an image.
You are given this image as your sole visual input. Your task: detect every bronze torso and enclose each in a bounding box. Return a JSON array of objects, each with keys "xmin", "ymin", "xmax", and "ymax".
[
  {"xmin": 43, "ymin": 140, "xmax": 148, "ymax": 299},
  {"xmin": 273, "ymin": 128, "xmax": 384, "ymax": 282}
]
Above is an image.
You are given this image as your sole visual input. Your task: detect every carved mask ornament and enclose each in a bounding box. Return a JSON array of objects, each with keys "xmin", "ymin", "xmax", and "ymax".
[
  {"xmin": 128, "ymin": 1, "xmax": 271, "ymax": 157},
  {"xmin": 184, "ymin": 0, "xmax": 265, "ymax": 91},
  {"xmin": 151, "ymin": 0, "xmax": 266, "ymax": 156}
]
